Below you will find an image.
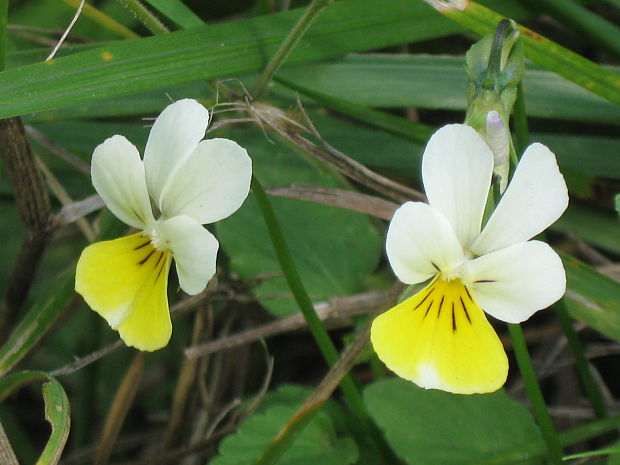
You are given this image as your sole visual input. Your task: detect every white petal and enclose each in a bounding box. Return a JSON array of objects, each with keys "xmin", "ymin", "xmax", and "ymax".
[
  {"xmin": 386, "ymin": 202, "xmax": 465, "ymax": 285},
  {"xmin": 143, "ymin": 99, "xmax": 210, "ymax": 208},
  {"xmin": 465, "ymin": 241, "xmax": 566, "ymax": 323},
  {"xmin": 472, "ymin": 143, "xmax": 568, "ymax": 254},
  {"xmin": 91, "ymin": 135, "xmax": 154, "ymax": 230},
  {"xmin": 422, "ymin": 124, "xmax": 494, "ymax": 249},
  {"xmin": 155, "ymin": 215, "xmax": 219, "ymax": 295},
  {"xmin": 159, "ymin": 138, "xmax": 252, "ymax": 224}
]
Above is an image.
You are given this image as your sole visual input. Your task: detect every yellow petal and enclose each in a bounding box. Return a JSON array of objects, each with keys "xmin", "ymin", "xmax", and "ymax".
[
  {"xmin": 371, "ymin": 277, "xmax": 508, "ymax": 394},
  {"xmin": 75, "ymin": 233, "xmax": 173, "ymax": 351}
]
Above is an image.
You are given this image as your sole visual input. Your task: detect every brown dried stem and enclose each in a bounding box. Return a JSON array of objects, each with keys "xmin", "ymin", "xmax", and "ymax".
[
  {"xmin": 95, "ymin": 352, "xmax": 145, "ymax": 465},
  {"xmin": 266, "ymin": 184, "xmax": 398, "ymax": 220},
  {"xmin": 0, "ymin": 117, "xmax": 56, "ymax": 337},
  {"xmin": 185, "ymin": 290, "xmax": 388, "ymax": 359}
]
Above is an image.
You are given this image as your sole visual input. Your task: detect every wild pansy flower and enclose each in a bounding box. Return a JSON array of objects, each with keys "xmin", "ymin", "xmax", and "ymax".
[
  {"xmin": 75, "ymin": 99, "xmax": 252, "ymax": 351},
  {"xmin": 371, "ymin": 124, "xmax": 568, "ymax": 394}
]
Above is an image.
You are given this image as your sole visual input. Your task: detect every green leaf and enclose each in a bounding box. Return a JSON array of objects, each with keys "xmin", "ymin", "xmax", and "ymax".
[
  {"xmin": 212, "ymin": 385, "xmax": 358, "ymax": 465},
  {"xmin": 364, "ymin": 378, "xmax": 545, "ymax": 465},
  {"xmin": 536, "ymin": 134, "xmax": 620, "ymax": 180},
  {"xmin": 0, "ymin": 372, "xmax": 70, "ymax": 465},
  {"xmin": 562, "ymin": 253, "xmax": 620, "ymax": 343},
  {"xmin": 553, "ymin": 204, "xmax": 620, "ymax": 255},
  {"xmin": 0, "ymin": 0, "xmax": 461, "ymax": 119},
  {"xmin": 0, "ymin": 371, "xmax": 49, "ymax": 400},
  {"xmin": 0, "ymin": 269, "xmax": 75, "ymax": 376},
  {"xmin": 216, "ymin": 127, "xmax": 382, "ymax": 317},
  {"xmin": 22, "ymin": 82, "xmax": 211, "ymax": 122},
  {"xmin": 276, "ymin": 55, "xmax": 620, "ymax": 124},
  {"xmin": 143, "ymin": 0, "xmax": 203, "ymax": 29},
  {"xmin": 277, "ymin": 76, "xmax": 434, "ymax": 143}
]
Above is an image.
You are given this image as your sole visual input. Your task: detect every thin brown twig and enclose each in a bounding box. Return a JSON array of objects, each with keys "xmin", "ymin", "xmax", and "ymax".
[
  {"xmin": 25, "ymin": 125, "xmax": 91, "ymax": 175},
  {"xmin": 95, "ymin": 352, "xmax": 145, "ymax": 465},
  {"xmin": 36, "ymin": 156, "xmax": 96, "ymax": 242},
  {"xmin": 238, "ymin": 340, "xmax": 274, "ymax": 423},
  {"xmin": 51, "ymin": 289, "xmax": 214, "ymax": 377},
  {"xmin": 266, "ymin": 184, "xmax": 398, "ymax": 220},
  {"xmin": 295, "ymin": 99, "xmax": 425, "ymax": 202},
  {"xmin": 212, "ymin": 99, "xmax": 423, "ymax": 203},
  {"xmin": 112, "ymin": 428, "xmax": 232, "ymax": 465},
  {"xmin": 185, "ymin": 290, "xmax": 388, "ymax": 359},
  {"xmin": 283, "ymin": 126, "xmax": 422, "ymax": 203},
  {"xmin": 57, "ymin": 194, "xmax": 105, "ymax": 226},
  {"xmin": 203, "ymin": 398, "xmax": 242, "ymax": 441},
  {"xmin": 164, "ymin": 304, "xmax": 211, "ymax": 449}
]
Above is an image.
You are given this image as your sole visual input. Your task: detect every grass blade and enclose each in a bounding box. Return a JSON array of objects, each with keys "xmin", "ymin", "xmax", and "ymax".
[
  {"xmin": 0, "ymin": 268, "xmax": 75, "ymax": 376},
  {"xmin": 0, "ymin": 0, "xmax": 459, "ymax": 118},
  {"xmin": 37, "ymin": 378, "xmax": 71, "ymax": 465},
  {"xmin": 143, "ymin": 0, "xmax": 203, "ymax": 29},
  {"xmin": 0, "ymin": 372, "xmax": 70, "ymax": 465},
  {"xmin": 423, "ymin": 0, "xmax": 620, "ymax": 106}
]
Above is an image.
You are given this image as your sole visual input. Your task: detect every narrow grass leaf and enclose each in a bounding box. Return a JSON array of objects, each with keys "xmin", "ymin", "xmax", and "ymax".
[
  {"xmin": 562, "ymin": 253, "xmax": 620, "ymax": 343},
  {"xmin": 553, "ymin": 205, "xmax": 620, "ymax": 255},
  {"xmin": 0, "ymin": 372, "xmax": 70, "ymax": 465},
  {"xmin": 37, "ymin": 377, "xmax": 71, "ymax": 465},
  {"xmin": 524, "ymin": 0, "xmax": 620, "ymax": 59},
  {"xmin": 0, "ymin": 269, "xmax": 75, "ymax": 376},
  {"xmin": 0, "ymin": 0, "xmax": 460, "ymax": 119},
  {"xmin": 276, "ymin": 55, "xmax": 620, "ymax": 124},
  {"xmin": 143, "ymin": 0, "xmax": 204, "ymax": 29}
]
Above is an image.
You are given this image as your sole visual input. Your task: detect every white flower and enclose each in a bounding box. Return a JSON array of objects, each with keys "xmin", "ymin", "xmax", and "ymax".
[
  {"xmin": 75, "ymin": 99, "xmax": 252, "ymax": 351},
  {"xmin": 370, "ymin": 124, "xmax": 568, "ymax": 394}
]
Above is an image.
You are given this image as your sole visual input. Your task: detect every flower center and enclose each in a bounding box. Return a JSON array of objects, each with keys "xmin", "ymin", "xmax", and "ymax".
[
  {"xmin": 146, "ymin": 224, "xmax": 166, "ymax": 251},
  {"xmin": 413, "ymin": 276, "xmax": 476, "ymax": 333}
]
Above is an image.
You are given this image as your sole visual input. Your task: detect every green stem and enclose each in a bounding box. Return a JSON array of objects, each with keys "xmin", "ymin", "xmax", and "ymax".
[
  {"xmin": 512, "ymin": 83, "xmax": 529, "ymax": 158},
  {"xmin": 252, "ymin": 0, "xmax": 333, "ymax": 99},
  {"xmin": 251, "ymin": 177, "xmax": 341, "ymax": 371},
  {"xmin": 560, "ymin": 412, "xmax": 620, "ymax": 446},
  {"xmin": 508, "ymin": 324, "xmax": 563, "ymax": 464},
  {"xmin": 553, "ymin": 299, "xmax": 608, "ymax": 419},
  {"xmin": 475, "ymin": 413, "xmax": 620, "ymax": 465},
  {"xmin": 116, "ymin": 0, "xmax": 169, "ymax": 35},
  {"xmin": 0, "ymin": 0, "xmax": 7, "ymax": 72},
  {"xmin": 251, "ymin": 176, "xmax": 398, "ymax": 464}
]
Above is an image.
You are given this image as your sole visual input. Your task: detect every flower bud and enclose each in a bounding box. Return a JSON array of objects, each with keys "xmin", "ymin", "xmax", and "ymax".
[{"xmin": 485, "ymin": 110, "xmax": 510, "ymax": 192}]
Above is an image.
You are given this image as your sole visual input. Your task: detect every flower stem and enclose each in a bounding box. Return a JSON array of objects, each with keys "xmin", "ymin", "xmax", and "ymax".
[
  {"xmin": 251, "ymin": 176, "xmax": 399, "ymax": 464},
  {"xmin": 512, "ymin": 83, "xmax": 529, "ymax": 157},
  {"xmin": 251, "ymin": 0, "xmax": 333, "ymax": 100},
  {"xmin": 508, "ymin": 65, "xmax": 565, "ymax": 464},
  {"xmin": 553, "ymin": 299, "xmax": 608, "ymax": 419},
  {"xmin": 251, "ymin": 177, "xmax": 341, "ymax": 371},
  {"xmin": 508, "ymin": 323, "xmax": 563, "ymax": 464}
]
